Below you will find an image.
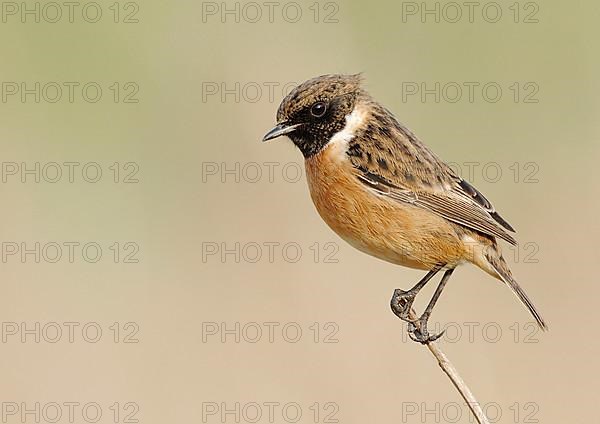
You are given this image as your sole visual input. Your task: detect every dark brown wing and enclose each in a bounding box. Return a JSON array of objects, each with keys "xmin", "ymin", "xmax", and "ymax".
[
  {"xmin": 357, "ymin": 170, "xmax": 517, "ymax": 245},
  {"xmin": 455, "ymin": 178, "xmax": 515, "ymax": 232},
  {"xmin": 346, "ymin": 105, "xmax": 516, "ymax": 245}
]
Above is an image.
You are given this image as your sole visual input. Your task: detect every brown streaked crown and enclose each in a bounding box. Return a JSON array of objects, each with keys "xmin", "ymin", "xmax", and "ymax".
[{"xmin": 275, "ymin": 74, "xmax": 363, "ymax": 158}]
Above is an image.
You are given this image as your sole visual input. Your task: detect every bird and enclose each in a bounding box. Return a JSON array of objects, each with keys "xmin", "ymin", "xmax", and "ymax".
[{"xmin": 262, "ymin": 74, "xmax": 547, "ymax": 343}]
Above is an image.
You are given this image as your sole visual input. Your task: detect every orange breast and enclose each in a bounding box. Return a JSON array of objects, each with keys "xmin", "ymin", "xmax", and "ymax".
[{"xmin": 304, "ymin": 144, "xmax": 465, "ymax": 270}]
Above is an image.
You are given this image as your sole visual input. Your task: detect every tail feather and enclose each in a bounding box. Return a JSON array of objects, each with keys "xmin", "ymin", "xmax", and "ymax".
[{"xmin": 485, "ymin": 249, "xmax": 548, "ymax": 331}]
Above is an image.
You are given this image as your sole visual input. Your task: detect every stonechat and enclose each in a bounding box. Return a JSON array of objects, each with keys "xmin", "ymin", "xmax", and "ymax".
[{"xmin": 262, "ymin": 74, "xmax": 547, "ymax": 343}]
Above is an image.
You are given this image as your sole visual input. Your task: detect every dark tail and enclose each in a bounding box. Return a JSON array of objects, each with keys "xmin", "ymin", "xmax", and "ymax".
[{"xmin": 485, "ymin": 249, "xmax": 548, "ymax": 331}]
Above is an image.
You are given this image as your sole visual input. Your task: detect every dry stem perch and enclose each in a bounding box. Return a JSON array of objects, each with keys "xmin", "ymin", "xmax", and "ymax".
[{"xmin": 406, "ymin": 307, "xmax": 491, "ymax": 424}]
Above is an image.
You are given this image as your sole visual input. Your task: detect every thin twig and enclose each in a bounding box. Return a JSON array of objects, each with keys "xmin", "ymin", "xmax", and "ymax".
[{"xmin": 407, "ymin": 308, "xmax": 490, "ymax": 424}]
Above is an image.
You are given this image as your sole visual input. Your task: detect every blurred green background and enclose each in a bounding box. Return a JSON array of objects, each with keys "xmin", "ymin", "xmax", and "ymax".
[{"xmin": 1, "ymin": 1, "xmax": 599, "ymax": 423}]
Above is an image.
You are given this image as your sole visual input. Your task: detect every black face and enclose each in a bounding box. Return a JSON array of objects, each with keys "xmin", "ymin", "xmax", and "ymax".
[
  {"xmin": 263, "ymin": 74, "xmax": 362, "ymax": 158},
  {"xmin": 284, "ymin": 93, "xmax": 357, "ymax": 158}
]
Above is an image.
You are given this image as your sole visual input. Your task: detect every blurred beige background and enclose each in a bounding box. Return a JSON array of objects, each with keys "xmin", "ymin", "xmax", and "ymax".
[{"xmin": 1, "ymin": 1, "xmax": 599, "ymax": 423}]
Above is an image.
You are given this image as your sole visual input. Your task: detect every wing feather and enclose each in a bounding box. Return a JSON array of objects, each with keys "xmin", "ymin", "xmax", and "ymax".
[
  {"xmin": 346, "ymin": 107, "xmax": 517, "ymax": 245},
  {"xmin": 359, "ymin": 172, "xmax": 517, "ymax": 245}
]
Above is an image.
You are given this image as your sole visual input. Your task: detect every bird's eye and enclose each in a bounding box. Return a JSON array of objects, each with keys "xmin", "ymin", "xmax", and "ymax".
[{"xmin": 310, "ymin": 102, "xmax": 327, "ymax": 118}]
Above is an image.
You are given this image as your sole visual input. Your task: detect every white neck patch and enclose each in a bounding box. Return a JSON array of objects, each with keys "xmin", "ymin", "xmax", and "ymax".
[{"xmin": 326, "ymin": 106, "xmax": 367, "ymax": 162}]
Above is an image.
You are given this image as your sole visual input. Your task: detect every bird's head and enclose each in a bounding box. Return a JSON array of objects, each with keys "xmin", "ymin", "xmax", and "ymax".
[{"xmin": 262, "ymin": 74, "xmax": 364, "ymax": 158}]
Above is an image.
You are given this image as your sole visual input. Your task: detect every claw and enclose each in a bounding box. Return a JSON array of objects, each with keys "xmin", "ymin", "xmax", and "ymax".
[
  {"xmin": 407, "ymin": 319, "xmax": 445, "ymax": 344},
  {"xmin": 428, "ymin": 330, "xmax": 445, "ymax": 342},
  {"xmin": 390, "ymin": 289, "xmax": 418, "ymax": 322},
  {"xmin": 409, "ymin": 330, "xmax": 444, "ymax": 344}
]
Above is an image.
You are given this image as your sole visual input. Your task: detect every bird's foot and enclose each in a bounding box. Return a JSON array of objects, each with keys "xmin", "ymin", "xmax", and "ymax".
[
  {"xmin": 407, "ymin": 316, "xmax": 445, "ymax": 344},
  {"xmin": 390, "ymin": 288, "xmax": 418, "ymax": 322}
]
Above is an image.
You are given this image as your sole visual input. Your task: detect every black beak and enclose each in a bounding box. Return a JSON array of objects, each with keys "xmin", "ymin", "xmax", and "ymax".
[{"xmin": 262, "ymin": 122, "xmax": 302, "ymax": 142}]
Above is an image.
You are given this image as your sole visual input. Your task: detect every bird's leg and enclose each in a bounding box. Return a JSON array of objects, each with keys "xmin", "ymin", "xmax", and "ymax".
[
  {"xmin": 408, "ymin": 268, "xmax": 455, "ymax": 344},
  {"xmin": 390, "ymin": 265, "xmax": 443, "ymax": 323}
]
